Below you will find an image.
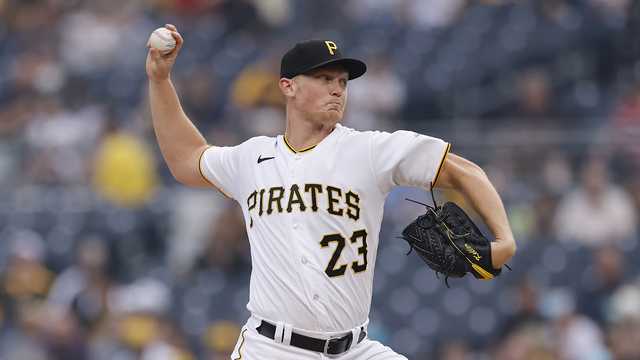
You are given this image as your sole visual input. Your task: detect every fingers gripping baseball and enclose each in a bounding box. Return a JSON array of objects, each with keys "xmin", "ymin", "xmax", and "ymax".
[{"xmin": 146, "ymin": 24, "xmax": 184, "ymax": 81}]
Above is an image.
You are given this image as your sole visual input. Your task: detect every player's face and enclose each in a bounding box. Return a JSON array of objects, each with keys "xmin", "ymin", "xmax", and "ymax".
[{"xmin": 291, "ymin": 65, "xmax": 349, "ymax": 124}]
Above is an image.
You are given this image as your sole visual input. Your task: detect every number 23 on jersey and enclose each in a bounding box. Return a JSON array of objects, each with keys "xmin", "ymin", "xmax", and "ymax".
[{"xmin": 320, "ymin": 229, "xmax": 368, "ymax": 277}]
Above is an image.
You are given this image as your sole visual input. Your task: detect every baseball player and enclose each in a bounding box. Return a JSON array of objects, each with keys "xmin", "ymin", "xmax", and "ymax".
[{"xmin": 146, "ymin": 25, "xmax": 516, "ymax": 359}]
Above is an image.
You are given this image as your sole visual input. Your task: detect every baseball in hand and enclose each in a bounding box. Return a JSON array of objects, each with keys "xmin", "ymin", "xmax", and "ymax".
[{"xmin": 147, "ymin": 27, "xmax": 176, "ymax": 55}]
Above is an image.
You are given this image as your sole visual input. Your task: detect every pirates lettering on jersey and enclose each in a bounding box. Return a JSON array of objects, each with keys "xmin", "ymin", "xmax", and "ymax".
[{"xmin": 247, "ymin": 183, "xmax": 361, "ymax": 221}]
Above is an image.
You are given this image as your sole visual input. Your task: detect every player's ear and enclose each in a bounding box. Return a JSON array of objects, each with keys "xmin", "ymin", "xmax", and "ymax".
[{"xmin": 279, "ymin": 77, "xmax": 296, "ymax": 97}]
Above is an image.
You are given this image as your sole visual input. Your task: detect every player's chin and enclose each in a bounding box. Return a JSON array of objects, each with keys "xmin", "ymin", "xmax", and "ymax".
[{"xmin": 325, "ymin": 109, "xmax": 343, "ymax": 123}]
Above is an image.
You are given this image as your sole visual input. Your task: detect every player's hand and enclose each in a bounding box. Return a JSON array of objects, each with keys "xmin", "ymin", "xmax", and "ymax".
[{"xmin": 146, "ymin": 24, "xmax": 183, "ymax": 82}]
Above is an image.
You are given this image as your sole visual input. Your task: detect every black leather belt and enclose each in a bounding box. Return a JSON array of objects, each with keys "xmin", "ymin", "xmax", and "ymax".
[{"xmin": 256, "ymin": 320, "xmax": 366, "ymax": 355}]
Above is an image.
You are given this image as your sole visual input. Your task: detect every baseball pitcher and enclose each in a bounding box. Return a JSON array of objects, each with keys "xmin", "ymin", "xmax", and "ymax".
[{"xmin": 146, "ymin": 25, "xmax": 517, "ymax": 359}]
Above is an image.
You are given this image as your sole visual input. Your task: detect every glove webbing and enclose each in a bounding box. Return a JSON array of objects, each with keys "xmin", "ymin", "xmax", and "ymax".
[
  {"xmin": 403, "ymin": 188, "xmax": 465, "ymax": 287},
  {"xmin": 402, "ymin": 225, "xmax": 460, "ymax": 287}
]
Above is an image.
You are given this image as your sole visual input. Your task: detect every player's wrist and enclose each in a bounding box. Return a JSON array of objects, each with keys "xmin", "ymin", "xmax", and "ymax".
[
  {"xmin": 148, "ymin": 75, "xmax": 172, "ymax": 85},
  {"xmin": 490, "ymin": 241, "xmax": 516, "ymax": 269}
]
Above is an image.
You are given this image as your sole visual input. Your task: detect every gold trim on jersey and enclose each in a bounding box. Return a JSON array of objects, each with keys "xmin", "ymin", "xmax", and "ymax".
[
  {"xmin": 232, "ymin": 328, "xmax": 248, "ymax": 360},
  {"xmin": 431, "ymin": 142, "xmax": 452, "ymax": 188},
  {"xmin": 283, "ymin": 135, "xmax": 317, "ymax": 153},
  {"xmin": 198, "ymin": 145, "xmax": 233, "ymax": 199}
]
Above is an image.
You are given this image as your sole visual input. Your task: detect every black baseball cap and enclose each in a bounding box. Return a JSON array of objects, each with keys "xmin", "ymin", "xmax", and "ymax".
[{"xmin": 280, "ymin": 40, "xmax": 367, "ymax": 80}]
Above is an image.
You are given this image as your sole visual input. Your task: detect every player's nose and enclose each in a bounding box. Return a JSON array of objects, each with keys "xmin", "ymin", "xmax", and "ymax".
[{"xmin": 329, "ymin": 83, "xmax": 344, "ymax": 97}]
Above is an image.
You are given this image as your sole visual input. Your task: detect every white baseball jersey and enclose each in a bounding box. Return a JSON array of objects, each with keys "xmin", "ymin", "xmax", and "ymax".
[{"xmin": 200, "ymin": 123, "xmax": 450, "ymax": 333}]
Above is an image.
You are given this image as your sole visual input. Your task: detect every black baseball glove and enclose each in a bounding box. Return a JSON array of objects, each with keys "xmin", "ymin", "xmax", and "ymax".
[{"xmin": 400, "ymin": 191, "xmax": 508, "ymax": 286}]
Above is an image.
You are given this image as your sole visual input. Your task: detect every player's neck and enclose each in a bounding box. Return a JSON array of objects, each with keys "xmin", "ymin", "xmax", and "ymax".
[{"xmin": 284, "ymin": 116, "xmax": 336, "ymax": 152}]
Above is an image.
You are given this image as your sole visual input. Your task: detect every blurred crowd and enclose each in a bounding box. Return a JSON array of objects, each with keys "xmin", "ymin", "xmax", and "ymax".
[{"xmin": 1, "ymin": 0, "xmax": 640, "ymax": 359}]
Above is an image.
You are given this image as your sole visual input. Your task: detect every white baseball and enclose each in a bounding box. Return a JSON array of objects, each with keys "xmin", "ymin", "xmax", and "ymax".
[{"xmin": 147, "ymin": 27, "xmax": 176, "ymax": 55}]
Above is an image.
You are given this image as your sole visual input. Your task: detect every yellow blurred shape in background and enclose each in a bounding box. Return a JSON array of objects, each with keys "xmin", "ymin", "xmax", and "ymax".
[
  {"xmin": 118, "ymin": 314, "xmax": 158, "ymax": 349},
  {"xmin": 203, "ymin": 320, "xmax": 241, "ymax": 352},
  {"xmin": 93, "ymin": 132, "xmax": 157, "ymax": 208}
]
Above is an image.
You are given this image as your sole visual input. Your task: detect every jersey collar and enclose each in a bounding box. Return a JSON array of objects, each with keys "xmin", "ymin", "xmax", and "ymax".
[
  {"xmin": 283, "ymin": 136, "xmax": 317, "ymax": 153},
  {"xmin": 281, "ymin": 123, "xmax": 342, "ymax": 154}
]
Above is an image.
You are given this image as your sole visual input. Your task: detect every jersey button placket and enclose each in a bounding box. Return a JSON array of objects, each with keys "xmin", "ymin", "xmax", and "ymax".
[{"xmin": 291, "ymin": 153, "xmax": 302, "ymax": 178}]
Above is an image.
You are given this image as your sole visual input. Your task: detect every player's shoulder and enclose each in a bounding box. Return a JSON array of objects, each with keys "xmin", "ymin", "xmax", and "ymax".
[
  {"xmin": 335, "ymin": 123, "xmax": 384, "ymax": 140},
  {"xmin": 337, "ymin": 124, "xmax": 425, "ymax": 142},
  {"xmin": 242, "ymin": 135, "xmax": 276, "ymax": 145},
  {"xmin": 229, "ymin": 135, "xmax": 276, "ymax": 150},
  {"xmin": 206, "ymin": 135, "xmax": 275, "ymax": 163}
]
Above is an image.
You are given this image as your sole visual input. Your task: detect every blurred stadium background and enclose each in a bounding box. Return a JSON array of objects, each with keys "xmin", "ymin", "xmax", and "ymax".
[{"xmin": 1, "ymin": 0, "xmax": 640, "ymax": 359}]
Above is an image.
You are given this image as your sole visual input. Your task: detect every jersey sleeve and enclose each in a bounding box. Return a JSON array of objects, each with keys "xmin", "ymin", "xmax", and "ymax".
[
  {"xmin": 369, "ymin": 130, "xmax": 450, "ymax": 194},
  {"xmin": 198, "ymin": 145, "xmax": 241, "ymax": 199}
]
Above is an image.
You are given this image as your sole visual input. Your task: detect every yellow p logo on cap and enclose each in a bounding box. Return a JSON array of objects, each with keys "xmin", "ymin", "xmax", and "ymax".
[{"xmin": 325, "ymin": 41, "xmax": 337, "ymax": 55}]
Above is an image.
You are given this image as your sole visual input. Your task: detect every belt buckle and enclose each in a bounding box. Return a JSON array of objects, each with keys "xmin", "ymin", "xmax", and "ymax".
[{"xmin": 323, "ymin": 333, "xmax": 352, "ymax": 355}]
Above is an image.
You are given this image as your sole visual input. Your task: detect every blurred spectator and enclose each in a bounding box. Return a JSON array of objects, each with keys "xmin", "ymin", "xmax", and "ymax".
[
  {"xmin": 611, "ymin": 82, "xmax": 640, "ymax": 173},
  {"xmin": 178, "ymin": 65, "xmax": 223, "ymax": 132},
  {"xmin": 607, "ymin": 318, "xmax": 640, "ymax": 360},
  {"xmin": 229, "ymin": 55, "xmax": 285, "ymax": 137},
  {"xmin": 203, "ymin": 320, "xmax": 241, "ymax": 359},
  {"xmin": 541, "ymin": 150, "xmax": 573, "ymax": 195},
  {"xmin": 140, "ymin": 320, "xmax": 194, "ymax": 360},
  {"xmin": 626, "ymin": 173, "xmax": 640, "ymax": 224},
  {"xmin": 346, "ymin": 0, "xmax": 404, "ymax": 23},
  {"xmin": 437, "ymin": 339, "xmax": 471, "ymax": 360},
  {"xmin": 0, "ymin": 301, "xmax": 54, "ymax": 360},
  {"xmin": 346, "ymin": 55, "xmax": 405, "ymax": 130},
  {"xmin": 93, "ymin": 277, "xmax": 189, "ymax": 359},
  {"xmin": 0, "ymin": 97, "xmax": 30, "ymax": 137},
  {"xmin": 167, "ymin": 189, "xmax": 228, "ymax": 276},
  {"xmin": 577, "ymin": 245, "xmax": 626, "ymax": 325},
  {"xmin": 498, "ymin": 278, "xmax": 545, "ymax": 338},
  {"xmin": 0, "ymin": 97, "xmax": 30, "ymax": 187},
  {"xmin": 493, "ymin": 326, "xmax": 553, "ymax": 360},
  {"xmin": 606, "ymin": 282, "xmax": 640, "ymax": 360},
  {"xmin": 589, "ymin": 0, "xmax": 630, "ymax": 22},
  {"xmin": 2, "ymin": 228, "xmax": 53, "ymax": 302},
  {"xmin": 531, "ymin": 193, "xmax": 562, "ymax": 240},
  {"xmin": 59, "ymin": 3, "xmax": 134, "ymax": 77},
  {"xmin": 162, "ymin": 0, "xmax": 225, "ymax": 15},
  {"xmin": 194, "ymin": 202, "xmax": 250, "ymax": 273},
  {"xmin": 0, "ymin": 229, "xmax": 85, "ymax": 359},
  {"xmin": 511, "ymin": 68, "xmax": 555, "ymax": 124},
  {"xmin": 407, "ymin": 0, "xmax": 467, "ymax": 29},
  {"xmin": 250, "ymin": 0, "xmax": 292, "ymax": 29},
  {"xmin": 541, "ymin": 288, "xmax": 610, "ymax": 360},
  {"xmin": 92, "ymin": 120, "xmax": 158, "ymax": 208},
  {"xmin": 554, "ymin": 155, "xmax": 637, "ymax": 246},
  {"xmin": 608, "ymin": 281, "xmax": 640, "ymax": 324},
  {"xmin": 24, "ymin": 96, "xmax": 104, "ymax": 185},
  {"xmin": 620, "ymin": 0, "xmax": 640, "ymax": 69},
  {"xmin": 231, "ymin": 55, "xmax": 283, "ymax": 110},
  {"xmin": 47, "ymin": 236, "xmax": 113, "ymax": 332}
]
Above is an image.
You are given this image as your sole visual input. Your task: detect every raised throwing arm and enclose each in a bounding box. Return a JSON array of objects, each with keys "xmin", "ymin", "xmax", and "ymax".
[{"xmin": 146, "ymin": 24, "xmax": 210, "ymax": 187}]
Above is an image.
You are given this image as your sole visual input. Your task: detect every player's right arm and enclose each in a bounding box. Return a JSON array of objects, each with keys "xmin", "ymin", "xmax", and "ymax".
[{"xmin": 146, "ymin": 24, "xmax": 210, "ymax": 187}]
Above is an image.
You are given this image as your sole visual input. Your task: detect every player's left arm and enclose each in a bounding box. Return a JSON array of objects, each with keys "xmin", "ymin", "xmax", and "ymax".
[{"xmin": 433, "ymin": 153, "xmax": 516, "ymax": 269}]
